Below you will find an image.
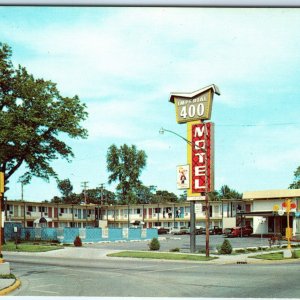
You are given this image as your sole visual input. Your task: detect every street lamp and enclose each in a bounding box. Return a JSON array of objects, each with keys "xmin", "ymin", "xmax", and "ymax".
[{"xmin": 159, "ymin": 127, "xmax": 210, "ymax": 256}]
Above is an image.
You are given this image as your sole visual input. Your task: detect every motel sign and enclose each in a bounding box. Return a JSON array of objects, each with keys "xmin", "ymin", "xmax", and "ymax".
[{"xmin": 169, "ymin": 85, "xmax": 220, "ymax": 199}]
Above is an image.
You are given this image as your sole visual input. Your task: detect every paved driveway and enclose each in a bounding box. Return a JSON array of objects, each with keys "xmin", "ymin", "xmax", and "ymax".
[{"xmin": 85, "ymin": 234, "xmax": 276, "ymax": 252}]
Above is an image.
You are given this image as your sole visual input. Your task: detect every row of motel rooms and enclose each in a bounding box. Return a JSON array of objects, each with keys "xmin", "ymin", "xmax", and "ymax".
[{"xmin": 4, "ymin": 189, "xmax": 300, "ymax": 238}]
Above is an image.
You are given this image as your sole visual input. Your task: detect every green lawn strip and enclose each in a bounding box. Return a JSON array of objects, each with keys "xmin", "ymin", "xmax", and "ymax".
[
  {"xmin": 249, "ymin": 249, "xmax": 300, "ymax": 260},
  {"xmin": 2, "ymin": 242, "xmax": 63, "ymax": 252},
  {"xmin": 107, "ymin": 251, "xmax": 217, "ymax": 261}
]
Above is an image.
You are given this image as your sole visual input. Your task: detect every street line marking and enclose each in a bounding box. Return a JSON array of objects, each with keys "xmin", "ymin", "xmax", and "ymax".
[
  {"xmin": 33, "ymin": 284, "xmax": 57, "ymax": 288},
  {"xmin": 30, "ymin": 289, "xmax": 60, "ymax": 295}
]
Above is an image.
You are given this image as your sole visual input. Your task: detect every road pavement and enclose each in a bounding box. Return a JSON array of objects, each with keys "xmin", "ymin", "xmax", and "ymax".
[
  {"xmin": 4, "ymin": 248, "xmax": 300, "ymax": 297},
  {"xmin": 1, "ymin": 235, "xmax": 299, "ymax": 296}
]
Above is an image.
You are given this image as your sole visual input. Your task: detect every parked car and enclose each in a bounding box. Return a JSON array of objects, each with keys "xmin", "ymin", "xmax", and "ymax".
[
  {"xmin": 209, "ymin": 226, "xmax": 223, "ymax": 235},
  {"xmin": 224, "ymin": 226, "xmax": 253, "ymax": 237},
  {"xmin": 223, "ymin": 227, "xmax": 233, "ymax": 236},
  {"xmin": 157, "ymin": 227, "xmax": 169, "ymax": 234},
  {"xmin": 187, "ymin": 227, "xmax": 205, "ymax": 235},
  {"xmin": 169, "ymin": 227, "xmax": 189, "ymax": 235},
  {"xmin": 195, "ymin": 227, "xmax": 205, "ymax": 235}
]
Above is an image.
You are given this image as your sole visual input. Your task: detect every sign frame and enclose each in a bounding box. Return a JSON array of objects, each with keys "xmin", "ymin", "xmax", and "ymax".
[{"xmin": 176, "ymin": 164, "xmax": 190, "ymax": 189}]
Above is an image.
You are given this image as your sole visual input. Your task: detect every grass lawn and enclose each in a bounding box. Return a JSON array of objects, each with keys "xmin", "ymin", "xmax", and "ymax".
[
  {"xmin": 107, "ymin": 251, "xmax": 217, "ymax": 261},
  {"xmin": 2, "ymin": 242, "xmax": 64, "ymax": 252},
  {"xmin": 249, "ymin": 249, "xmax": 300, "ymax": 260}
]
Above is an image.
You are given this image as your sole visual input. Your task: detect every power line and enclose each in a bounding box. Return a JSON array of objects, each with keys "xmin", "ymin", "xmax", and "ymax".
[{"xmin": 216, "ymin": 122, "xmax": 300, "ymax": 127}]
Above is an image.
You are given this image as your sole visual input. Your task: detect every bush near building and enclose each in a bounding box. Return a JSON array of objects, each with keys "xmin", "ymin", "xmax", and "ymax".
[
  {"xmin": 219, "ymin": 239, "xmax": 232, "ymax": 254},
  {"xmin": 149, "ymin": 237, "xmax": 160, "ymax": 251},
  {"xmin": 73, "ymin": 236, "xmax": 82, "ymax": 247}
]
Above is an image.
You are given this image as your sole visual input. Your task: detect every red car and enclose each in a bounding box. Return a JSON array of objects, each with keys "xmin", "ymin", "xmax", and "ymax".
[{"xmin": 224, "ymin": 226, "xmax": 253, "ymax": 237}]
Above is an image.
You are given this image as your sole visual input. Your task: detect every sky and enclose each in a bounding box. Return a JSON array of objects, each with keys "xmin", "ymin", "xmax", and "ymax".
[{"xmin": 1, "ymin": 6, "xmax": 300, "ymax": 202}]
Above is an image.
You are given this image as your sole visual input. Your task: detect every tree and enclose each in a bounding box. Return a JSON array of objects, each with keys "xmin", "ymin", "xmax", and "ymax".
[
  {"xmin": 218, "ymin": 185, "xmax": 242, "ymax": 199},
  {"xmin": 84, "ymin": 187, "xmax": 115, "ymax": 205},
  {"xmin": 134, "ymin": 185, "xmax": 153, "ymax": 204},
  {"xmin": 106, "ymin": 144, "xmax": 147, "ymax": 204},
  {"xmin": 154, "ymin": 190, "xmax": 178, "ymax": 203},
  {"xmin": 0, "ymin": 43, "xmax": 88, "ymax": 188},
  {"xmin": 289, "ymin": 166, "xmax": 300, "ymax": 189},
  {"xmin": 57, "ymin": 179, "xmax": 73, "ymax": 198}
]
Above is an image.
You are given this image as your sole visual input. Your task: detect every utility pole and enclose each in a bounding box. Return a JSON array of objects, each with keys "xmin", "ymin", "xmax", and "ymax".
[
  {"xmin": 99, "ymin": 183, "xmax": 105, "ymax": 220},
  {"xmin": 81, "ymin": 181, "xmax": 89, "ymax": 204},
  {"xmin": 0, "ymin": 172, "xmax": 4, "ymax": 263}
]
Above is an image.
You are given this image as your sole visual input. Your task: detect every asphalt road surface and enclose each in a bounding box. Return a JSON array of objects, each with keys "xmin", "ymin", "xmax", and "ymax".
[
  {"xmin": 86, "ymin": 234, "xmax": 282, "ymax": 252},
  {"xmin": 7, "ymin": 253, "xmax": 300, "ymax": 297}
]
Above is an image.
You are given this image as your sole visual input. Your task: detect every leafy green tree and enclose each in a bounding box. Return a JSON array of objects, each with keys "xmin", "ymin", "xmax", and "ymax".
[
  {"xmin": 289, "ymin": 166, "xmax": 300, "ymax": 189},
  {"xmin": 84, "ymin": 187, "xmax": 115, "ymax": 205},
  {"xmin": 154, "ymin": 190, "xmax": 178, "ymax": 203},
  {"xmin": 218, "ymin": 185, "xmax": 242, "ymax": 199},
  {"xmin": 207, "ymin": 191, "xmax": 220, "ymax": 201},
  {"xmin": 0, "ymin": 43, "xmax": 88, "ymax": 187},
  {"xmin": 106, "ymin": 144, "xmax": 147, "ymax": 204},
  {"xmin": 51, "ymin": 196, "xmax": 62, "ymax": 203},
  {"xmin": 134, "ymin": 185, "xmax": 153, "ymax": 204},
  {"xmin": 57, "ymin": 179, "xmax": 73, "ymax": 198},
  {"xmin": 178, "ymin": 190, "xmax": 187, "ymax": 202}
]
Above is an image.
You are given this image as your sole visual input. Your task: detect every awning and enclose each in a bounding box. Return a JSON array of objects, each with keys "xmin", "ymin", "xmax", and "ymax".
[
  {"xmin": 130, "ymin": 220, "xmax": 145, "ymax": 225},
  {"xmin": 237, "ymin": 211, "xmax": 298, "ymax": 217},
  {"xmin": 236, "ymin": 211, "xmax": 275, "ymax": 217},
  {"xmin": 33, "ymin": 217, "xmax": 53, "ymax": 224}
]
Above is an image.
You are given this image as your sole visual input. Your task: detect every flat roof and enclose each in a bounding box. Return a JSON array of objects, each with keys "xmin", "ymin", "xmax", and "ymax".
[{"xmin": 243, "ymin": 189, "xmax": 300, "ymax": 200}]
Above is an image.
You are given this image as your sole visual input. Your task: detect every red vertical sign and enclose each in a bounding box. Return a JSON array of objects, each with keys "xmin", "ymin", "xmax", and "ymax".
[{"xmin": 191, "ymin": 122, "xmax": 213, "ymax": 194}]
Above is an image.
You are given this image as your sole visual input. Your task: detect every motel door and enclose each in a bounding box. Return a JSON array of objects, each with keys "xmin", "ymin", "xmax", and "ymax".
[{"xmin": 149, "ymin": 208, "xmax": 152, "ymax": 219}]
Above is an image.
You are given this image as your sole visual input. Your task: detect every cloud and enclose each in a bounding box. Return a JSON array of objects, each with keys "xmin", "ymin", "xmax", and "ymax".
[{"xmin": 4, "ymin": 7, "xmax": 300, "ymax": 104}]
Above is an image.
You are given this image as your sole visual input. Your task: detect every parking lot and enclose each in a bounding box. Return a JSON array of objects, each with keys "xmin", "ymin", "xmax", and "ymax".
[{"xmin": 88, "ymin": 234, "xmax": 278, "ymax": 253}]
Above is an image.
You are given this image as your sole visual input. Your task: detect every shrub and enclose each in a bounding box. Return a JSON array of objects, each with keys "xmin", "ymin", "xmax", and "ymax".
[
  {"xmin": 235, "ymin": 248, "xmax": 247, "ymax": 253},
  {"xmin": 258, "ymin": 246, "xmax": 269, "ymax": 251},
  {"xmin": 73, "ymin": 236, "xmax": 82, "ymax": 247},
  {"xmin": 149, "ymin": 237, "xmax": 160, "ymax": 251},
  {"xmin": 246, "ymin": 247, "xmax": 258, "ymax": 252},
  {"xmin": 25, "ymin": 231, "xmax": 31, "ymax": 241},
  {"xmin": 219, "ymin": 239, "xmax": 232, "ymax": 254},
  {"xmin": 169, "ymin": 247, "xmax": 180, "ymax": 252}
]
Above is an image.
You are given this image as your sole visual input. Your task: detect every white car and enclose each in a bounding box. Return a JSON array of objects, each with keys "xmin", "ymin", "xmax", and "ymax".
[{"xmin": 169, "ymin": 227, "xmax": 189, "ymax": 235}]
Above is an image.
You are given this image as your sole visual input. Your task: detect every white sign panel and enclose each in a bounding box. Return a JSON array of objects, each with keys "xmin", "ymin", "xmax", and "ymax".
[
  {"xmin": 177, "ymin": 164, "xmax": 190, "ymax": 189},
  {"xmin": 102, "ymin": 228, "xmax": 109, "ymax": 238},
  {"xmin": 187, "ymin": 196, "xmax": 206, "ymax": 201},
  {"xmin": 122, "ymin": 228, "xmax": 128, "ymax": 239},
  {"xmin": 195, "ymin": 203, "xmax": 202, "ymax": 214}
]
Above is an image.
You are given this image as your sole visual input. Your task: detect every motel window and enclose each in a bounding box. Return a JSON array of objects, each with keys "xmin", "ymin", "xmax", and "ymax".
[
  {"xmin": 38, "ymin": 207, "xmax": 48, "ymax": 213},
  {"xmin": 28, "ymin": 206, "xmax": 36, "ymax": 212},
  {"xmin": 154, "ymin": 208, "xmax": 161, "ymax": 214}
]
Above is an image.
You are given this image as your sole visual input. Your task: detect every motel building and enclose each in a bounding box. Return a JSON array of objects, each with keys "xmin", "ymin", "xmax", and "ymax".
[{"xmin": 4, "ymin": 188, "xmax": 300, "ymax": 239}]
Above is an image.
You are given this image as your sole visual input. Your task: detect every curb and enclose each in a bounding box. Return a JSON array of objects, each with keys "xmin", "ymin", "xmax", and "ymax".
[{"xmin": 0, "ymin": 279, "xmax": 21, "ymax": 296}]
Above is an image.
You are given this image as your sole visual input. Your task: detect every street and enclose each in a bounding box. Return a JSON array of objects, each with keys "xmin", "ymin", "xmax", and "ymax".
[
  {"xmin": 7, "ymin": 255, "xmax": 300, "ymax": 297},
  {"xmin": 5, "ymin": 235, "xmax": 300, "ymax": 297}
]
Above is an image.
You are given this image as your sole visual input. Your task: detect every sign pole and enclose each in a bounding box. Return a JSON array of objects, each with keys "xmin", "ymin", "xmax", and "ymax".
[
  {"xmin": 168, "ymin": 84, "xmax": 220, "ymax": 256},
  {"xmin": 190, "ymin": 201, "xmax": 196, "ymax": 253},
  {"xmin": 286, "ymin": 199, "xmax": 291, "ymax": 250},
  {"xmin": 0, "ymin": 171, "xmax": 4, "ymax": 263}
]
